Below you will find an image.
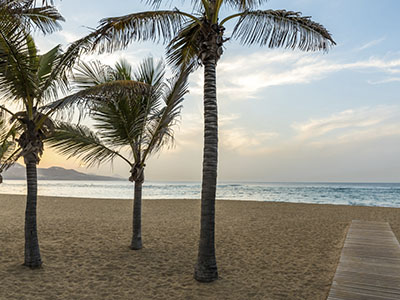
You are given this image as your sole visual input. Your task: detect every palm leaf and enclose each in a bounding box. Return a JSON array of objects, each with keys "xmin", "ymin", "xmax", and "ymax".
[
  {"xmin": 91, "ymin": 10, "xmax": 189, "ymax": 53},
  {"xmin": 35, "ymin": 32, "xmax": 99, "ymax": 106},
  {"xmin": 46, "ymin": 121, "xmax": 130, "ymax": 167},
  {"xmin": 0, "ymin": 26, "xmax": 38, "ymax": 107},
  {"xmin": 113, "ymin": 59, "xmax": 133, "ymax": 81},
  {"xmin": 73, "ymin": 60, "xmax": 115, "ymax": 90},
  {"xmin": 18, "ymin": 5, "xmax": 64, "ymax": 34},
  {"xmin": 223, "ymin": 0, "xmax": 270, "ymax": 10},
  {"xmin": 37, "ymin": 44, "xmax": 61, "ymax": 84},
  {"xmin": 41, "ymin": 80, "xmax": 150, "ymax": 115},
  {"xmin": 231, "ymin": 9, "xmax": 335, "ymax": 51},
  {"xmin": 142, "ymin": 68, "xmax": 189, "ymax": 160},
  {"xmin": 0, "ymin": 0, "xmax": 64, "ymax": 35},
  {"xmin": 0, "ymin": 117, "xmax": 21, "ymax": 173},
  {"xmin": 166, "ymin": 19, "xmax": 202, "ymax": 71}
]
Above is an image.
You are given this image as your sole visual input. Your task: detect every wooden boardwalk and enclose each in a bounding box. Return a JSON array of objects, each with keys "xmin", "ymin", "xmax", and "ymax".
[{"xmin": 327, "ymin": 220, "xmax": 400, "ymax": 300}]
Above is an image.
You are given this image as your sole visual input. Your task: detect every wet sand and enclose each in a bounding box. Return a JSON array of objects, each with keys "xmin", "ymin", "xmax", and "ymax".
[{"xmin": 1, "ymin": 194, "xmax": 399, "ymax": 300}]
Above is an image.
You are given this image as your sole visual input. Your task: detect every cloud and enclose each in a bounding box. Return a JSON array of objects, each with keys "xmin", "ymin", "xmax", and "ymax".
[
  {"xmin": 167, "ymin": 112, "xmax": 279, "ymax": 156},
  {"xmin": 196, "ymin": 50, "xmax": 400, "ymax": 100},
  {"xmin": 292, "ymin": 106, "xmax": 400, "ymax": 146},
  {"xmin": 368, "ymin": 77, "xmax": 400, "ymax": 84},
  {"xmin": 356, "ymin": 37, "xmax": 386, "ymax": 51},
  {"xmin": 220, "ymin": 128, "xmax": 279, "ymax": 155}
]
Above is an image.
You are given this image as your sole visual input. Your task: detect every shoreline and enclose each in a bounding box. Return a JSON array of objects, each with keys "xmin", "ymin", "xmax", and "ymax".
[
  {"xmin": 1, "ymin": 194, "xmax": 400, "ymax": 299},
  {"xmin": 1, "ymin": 192, "xmax": 400, "ymax": 209}
]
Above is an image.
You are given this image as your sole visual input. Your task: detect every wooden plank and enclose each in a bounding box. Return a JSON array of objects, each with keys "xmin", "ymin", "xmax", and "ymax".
[{"xmin": 327, "ymin": 220, "xmax": 400, "ymax": 300}]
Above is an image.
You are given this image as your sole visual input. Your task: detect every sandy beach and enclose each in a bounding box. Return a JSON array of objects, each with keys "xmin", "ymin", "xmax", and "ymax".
[{"xmin": 0, "ymin": 194, "xmax": 399, "ymax": 300}]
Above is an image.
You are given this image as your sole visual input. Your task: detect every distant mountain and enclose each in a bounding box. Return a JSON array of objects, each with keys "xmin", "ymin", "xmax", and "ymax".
[{"xmin": 3, "ymin": 163, "xmax": 123, "ymax": 181}]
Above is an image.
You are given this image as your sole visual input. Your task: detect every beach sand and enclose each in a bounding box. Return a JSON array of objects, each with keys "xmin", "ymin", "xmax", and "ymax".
[{"xmin": 1, "ymin": 194, "xmax": 399, "ymax": 300}]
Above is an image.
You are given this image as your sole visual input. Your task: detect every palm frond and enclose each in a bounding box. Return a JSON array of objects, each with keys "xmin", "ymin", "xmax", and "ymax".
[
  {"xmin": 19, "ymin": 5, "xmax": 64, "ymax": 34},
  {"xmin": 166, "ymin": 19, "xmax": 202, "ymax": 71},
  {"xmin": 35, "ymin": 32, "xmax": 99, "ymax": 106},
  {"xmin": 37, "ymin": 44, "xmax": 61, "ymax": 84},
  {"xmin": 0, "ymin": 117, "xmax": 21, "ymax": 173},
  {"xmin": 231, "ymin": 9, "xmax": 335, "ymax": 51},
  {"xmin": 91, "ymin": 96, "xmax": 147, "ymax": 153},
  {"xmin": 133, "ymin": 57, "xmax": 165, "ymax": 87},
  {"xmin": 142, "ymin": 68, "xmax": 189, "ymax": 160},
  {"xmin": 41, "ymin": 80, "xmax": 150, "ymax": 115},
  {"xmin": 223, "ymin": 0, "xmax": 270, "ymax": 10},
  {"xmin": 114, "ymin": 59, "xmax": 133, "ymax": 81},
  {"xmin": 91, "ymin": 10, "xmax": 189, "ymax": 53},
  {"xmin": 73, "ymin": 60, "xmax": 114, "ymax": 90},
  {"xmin": 46, "ymin": 121, "xmax": 130, "ymax": 167},
  {"xmin": 0, "ymin": 0, "xmax": 64, "ymax": 35},
  {"xmin": 0, "ymin": 25, "xmax": 38, "ymax": 106},
  {"xmin": 133, "ymin": 57, "xmax": 166, "ymax": 102}
]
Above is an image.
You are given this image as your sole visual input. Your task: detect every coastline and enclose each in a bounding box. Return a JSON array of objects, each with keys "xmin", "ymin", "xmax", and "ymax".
[{"xmin": 1, "ymin": 194, "xmax": 400, "ymax": 299}]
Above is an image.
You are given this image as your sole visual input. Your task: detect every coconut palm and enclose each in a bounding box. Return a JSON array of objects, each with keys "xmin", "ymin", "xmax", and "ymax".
[
  {"xmin": 46, "ymin": 58, "xmax": 188, "ymax": 250},
  {"xmin": 84, "ymin": 0, "xmax": 336, "ymax": 282},
  {"xmin": 0, "ymin": 25, "xmax": 144, "ymax": 267}
]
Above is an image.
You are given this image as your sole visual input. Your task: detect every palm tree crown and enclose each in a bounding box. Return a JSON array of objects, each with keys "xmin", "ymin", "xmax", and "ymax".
[
  {"xmin": 47, "ymin": 58, "xmax": 188, "ymax": 173},
  {"xmin": 89, "ymin": 1, "xmax": 335, "ymax": 69}
]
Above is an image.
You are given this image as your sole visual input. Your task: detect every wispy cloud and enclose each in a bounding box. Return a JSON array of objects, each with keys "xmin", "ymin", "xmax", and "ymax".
[
  {"xmin": 357, "ymin": 37, "xmax": 386, "ymax": 51},
  {"xmin": 292, "ymin": 106, "xmax": 400, "ymax": 145},
  {"xmin": 368, "ymin": 77, "xmax": 400, "ymax": 84},
  {"xmin": 167, "ymin": 112, "xmax": 279, "ymax": 155},
  {"xmin": 220, "ymin": 128, "xmax": 279, "ymax": 155},
  {"xmin": 190, "ymin": 50, "xmax": 400, "ymax": 100}
]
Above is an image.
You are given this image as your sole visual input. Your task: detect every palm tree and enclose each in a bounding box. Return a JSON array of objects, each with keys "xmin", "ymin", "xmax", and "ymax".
[
  {"xmin": 62, "ymin": 1, "xmax": 336, "ymax": 281},
  {"xmin": 0, "ymin": 23, "xmax": 138, "ymax": 267},
  {"xmin": 46, "ymin": 58, "xmax": 188, "ymax": 250}
]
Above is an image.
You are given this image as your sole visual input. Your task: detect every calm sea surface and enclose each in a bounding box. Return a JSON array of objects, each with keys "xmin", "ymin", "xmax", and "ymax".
[{"xmin": 1, "ymin": 180, "xmax": 400, "ymax": 208}]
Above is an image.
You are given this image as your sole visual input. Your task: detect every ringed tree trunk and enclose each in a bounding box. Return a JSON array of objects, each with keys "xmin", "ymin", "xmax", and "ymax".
[
  {"xmin": 130, "ymin": 166, "xmax": 144, "ymax": 250},
  {"xmin": 131, "ymin": 180, "xmax": 143, "ymax": 249},
  {"xmin": 194, "ymin": 54, "xmax": 219, "ymax": 282},
  {"xmin": 24, "ymin": 154, "xmax": 42, "ymax": 268},
  {"xmin": 20, "ymin": 119, "xmax": 45, "ymax": 268}
]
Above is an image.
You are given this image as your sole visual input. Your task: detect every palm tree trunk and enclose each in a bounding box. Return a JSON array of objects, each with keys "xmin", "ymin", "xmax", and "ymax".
[
  {"xmin": 24, "ymin": 158, "xmax": 42, "ymax": 268},
  {"xmin": 194, "ymin": 55, "xmax": 219, "ymax": 282},
  {"xmin": 130, "ymin": 180, "xmax": 143, "ymax": 250}
]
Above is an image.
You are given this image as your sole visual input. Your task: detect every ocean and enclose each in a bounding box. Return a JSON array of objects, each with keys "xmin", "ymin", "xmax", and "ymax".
[{"xmin": 1, "ymin": 180, "xmax": 400, "ymax": 208}]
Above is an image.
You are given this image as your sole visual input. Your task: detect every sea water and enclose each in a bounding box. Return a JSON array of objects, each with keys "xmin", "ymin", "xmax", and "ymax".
[{"xmin": 1, "ymin": 180, "xmax": 400, "ymax": 208}]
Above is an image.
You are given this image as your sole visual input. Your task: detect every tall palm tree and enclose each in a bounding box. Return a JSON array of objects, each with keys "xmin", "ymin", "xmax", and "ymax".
[
  {"xmin": 46, "ymin": 58, "xmax": 189, "ymax": 250},
  {"xmin": 65, "ymin": 0, "xmax": 335, "ymax": 281}
]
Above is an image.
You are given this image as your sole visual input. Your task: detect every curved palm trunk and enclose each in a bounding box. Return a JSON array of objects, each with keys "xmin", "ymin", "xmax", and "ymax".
[
  {"xmin": 24, "ymin": 159, "xmax": 42, "ymax": 268},
  {"xmin": 194, "ymin": 56, "xmax": 219, "ymax": 282},
  {"xmin": 130, "ymin": 180, "xmax": 143, "ymax": 250}
]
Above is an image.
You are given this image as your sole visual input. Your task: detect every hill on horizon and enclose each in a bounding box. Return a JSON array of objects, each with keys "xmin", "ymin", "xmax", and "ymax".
[{"xmin": 3, "ymin": 163, "xmax": 123, "ymax": 181}]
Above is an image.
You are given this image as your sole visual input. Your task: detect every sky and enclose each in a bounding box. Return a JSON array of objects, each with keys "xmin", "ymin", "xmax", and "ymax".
[{"xmin": 32, "ymin": 0, "xmax": 400, "ymax": 182}]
